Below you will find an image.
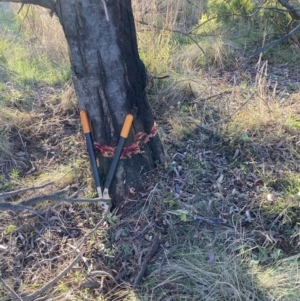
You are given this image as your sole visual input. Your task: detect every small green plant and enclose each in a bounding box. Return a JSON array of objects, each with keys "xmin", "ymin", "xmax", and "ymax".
[
  {"xmin": 107, "ymin": 213, "xmax": 118, "ymax": 225},
  {"xmin": 123, "ymin": 243, "xmax": 132, "ymax": 257},
  {"xmin": 57, "ymin": 281, "xmax": 68, "ymax": 293},
  {"xmin": 104, "ymin": 244, "xmax": 116, "ymax": 258},
  {"xmin": 73, "ymin": 271, "xmax": 82, "ymax": 285},
  {"xmin": 9, "ymin": 168, "xmax": 19, "ymax": 180},
  {"xmin": 4, "ymin": 224, "xmax": 16, "ymax": 235},
  {"xmin": 289, "ymin": 117, "xmax": 300, "ymax": 129},
  {"xmin": 164, "ymin": 197, "xmax": 177, "ymax": 207},
  {"xmin": 29, "ymin": 283, "xmax": 42, "ymax": 290}
]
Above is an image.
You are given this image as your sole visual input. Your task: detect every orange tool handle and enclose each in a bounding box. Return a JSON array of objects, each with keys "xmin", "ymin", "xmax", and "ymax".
[
  {"xmin": 120, "ymin": 114, "xmax": 134, "ymax": 138},
  {"xmin": 80, "ymin": 110, "xmax": 91, "ymax": 134}
]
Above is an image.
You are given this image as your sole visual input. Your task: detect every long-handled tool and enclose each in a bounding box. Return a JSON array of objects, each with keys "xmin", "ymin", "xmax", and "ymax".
[
  {"xmin": 80, "ymin": 111, "xmax": 133, "ymax": 212},
  {"xmin": 102, "ymin": 114, "xmax": 133, "ymax": 203},
  {"xmin": 80, "ymin": 110, "xmax": 103, "ymax": 199}
]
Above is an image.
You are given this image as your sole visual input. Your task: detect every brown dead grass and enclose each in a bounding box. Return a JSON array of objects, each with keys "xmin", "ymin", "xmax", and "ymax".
[{"xmin": 12, "ymin": 4, "xmax": 68, "ymax": 65}]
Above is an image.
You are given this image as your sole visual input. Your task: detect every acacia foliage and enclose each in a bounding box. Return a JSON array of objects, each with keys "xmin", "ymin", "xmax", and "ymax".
[{"xmin": 197, "ymin": 0, "xmax": 300, "ymax": 57}]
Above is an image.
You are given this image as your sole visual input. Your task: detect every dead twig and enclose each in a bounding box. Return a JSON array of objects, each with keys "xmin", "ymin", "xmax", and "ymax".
[
  {"xmin": 190, "ymin": 90, "xmax": 233, "ymax": 103},
  {"xmin": 17, "ymin": 131, "xmax": 27, "ymax": 153},
  {"xmin": 33, "ymin": 213, "xmax": 108, "ymax": 266},
  {"xmin": 0, "ymin": 203, "xmax": 36, "ymax": 212},
  {"xmin": 135, "ymin": 184, "xmax": 158, "ymax": 229},
  {"xmin": 21, "ymin": 195, "xmax": 105, "ymax": 206},
  {"xmin": 0, "ymin": 182, "xmax": 54, "ymax": 199},
  {"xmin": 0, "ymin": 277, "xmax": 24, "ymax": 301},
  {"xmin": 133, "ymin": 235, "xmax": 161, "ymax": 287},
  {"xmin": 0, "ymin": 185, "xmax": 108, "ymax": 212},
  {"xmin": 25, "ymin": 160, "xmax": 36, "ymax": 175},
  {"xmin": 136, "ymin": 19, "xmax": 213, "ymax": 94},
  {"xmin": 67, "ymin": 243, "xmax": 90, "ymax": 272},
  {"xmin": 72, "ymin": 212, "xmax": 109, "ymax": 250},
  {"xmin": 20, "ymin": 186, "xmax": 73, "ymax": 206},
  {"xmin": 31, "ymin": 295, "xmax": 51, "ymax": 301},
  {"xmin": 22, "ymin": 252, "xmax": 83, "ymax": 301},
  {"xmin": 207, "ymin": 92, "xmax": 255, "ymax": 126}
]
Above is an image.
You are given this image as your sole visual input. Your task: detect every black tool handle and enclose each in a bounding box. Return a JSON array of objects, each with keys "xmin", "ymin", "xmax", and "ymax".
[
  {"xmin": 80, "ymin": 111, "xmax": 102, "ymax": 197},
  {"xmin": 85, "ymin": 133, "xmax": 101, "ymax": 190},
  {"xmin": 104, "ymin": 137, "xmax": 124, "ymax": 190},
  {"xmin": 104, "ymin": 114, "xmax": 133, "ymax": 191}
]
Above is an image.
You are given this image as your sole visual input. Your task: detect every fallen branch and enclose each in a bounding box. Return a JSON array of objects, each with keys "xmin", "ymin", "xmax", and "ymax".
[
  {"xmin": 22, "ymin": 252, "xmax": 82, "ymax": 301},
  {"xmin": 190, "ymin": 90, "xmax": 233, "ymax": 103},
  {"xmin": 133, "ymin": 235, "xmax": 161, "ymax": 288},
  {"xmin": 0, "ymin": 203, "xmax": 37, "ymax": 212},
  {"xmin": 147, "ymin": 74, "xmax": 170, "ymax": 80},
  {"xmin": 0, "ymin": 182, "xmax": 54, "ymax": 199},
  {"xmin": 0, "ymin": 277, "xmax": 23, "ymax": 301},
  {"xmin": 67, "ymin": 243, "xmax": 90, "ymax": 272},
  {"xmin": 21, "ymin": 187, "xmax": 85, "ymax": 206},
  {"xmin": 0, "ymin": 186, "xmax": 109, "ymax": 212}
]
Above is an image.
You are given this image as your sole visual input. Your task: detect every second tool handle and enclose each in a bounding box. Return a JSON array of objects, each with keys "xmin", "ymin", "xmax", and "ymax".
[
  {"xmin": 120, "ymin": 114, "xmax": 134, "ymax": 138},
  {"xmin": 104, "ymin": 114, "xmax": 134, "ymax": 191},
  {"xmin": 80, "ymin": 111, "xmax": 91, "ymax": 134},
  {"xmin": 80, "ymin": 110, "xmax": 102, "ymax": 198}
]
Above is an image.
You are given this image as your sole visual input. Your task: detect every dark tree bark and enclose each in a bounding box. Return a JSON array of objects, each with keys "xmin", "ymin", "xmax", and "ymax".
[{"xmin": 1, "ymin": 0, "xmax": 165, "ymax": 206}]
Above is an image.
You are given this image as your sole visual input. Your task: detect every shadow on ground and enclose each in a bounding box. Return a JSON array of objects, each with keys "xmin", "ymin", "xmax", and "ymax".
[{"xmin": 1, "ymin": 64, "xmax": 300, "ymax": 300}]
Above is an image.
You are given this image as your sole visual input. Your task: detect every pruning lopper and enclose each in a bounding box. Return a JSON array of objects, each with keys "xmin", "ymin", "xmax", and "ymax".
[{"xmin": 80, "ymin": 110, "xmax": 133, "ymax": 213}]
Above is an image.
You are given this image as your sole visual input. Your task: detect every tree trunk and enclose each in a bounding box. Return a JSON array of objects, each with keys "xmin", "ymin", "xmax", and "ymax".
[
  {"xmin": 53, "ymin": 0, "xmax": 165, "ymax": 205},
  {"xmin": 0, "ymin": 0, "xmax": 165, "ymax": 205}
]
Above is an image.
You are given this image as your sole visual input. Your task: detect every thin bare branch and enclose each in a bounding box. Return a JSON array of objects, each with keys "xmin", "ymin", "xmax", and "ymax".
[
  {"xmin": 20, "ymin": 194, "xmax": 103, "ymax": 206},
  {"xmin": 0, "ymin": 182, "xmax": 54, "ymax": 199},
  {"xmin": 0, "ymin": 0, "xmax": 56, "ymax": 12},
  {"xmin": 0, "ymin": 202, "xmax": 36, "ymax": 212},
  {"xmin": 17, "ymin": 3, "xmax": 24, "ymax": 14},
  {"xmin": 189, "ymin": 90, "xmax": 233, "ymax": 104},
  {"xmin": 246, "ymin": 23, "xmax": 300, "ymax": 57},
  {"xmin": 207, "ymin": 92, "xmax": 255, "ymax": 126},
  {"xmin": 22, "ymin": 252, "xmax": 83, "ymax": 301},
  {"xmin": 0, "ymin": 277, "xmax": 24, "ymax": 301},
  {"xmin": 133, "ymin": 235, "xmax": 161, "ymax": 287},
  {"xmin": 0, "ymin": 185, "xmax": 110, "ymax": 212},
  {"xmin": 246, "ymin": 0, "xmax": 300, "ymax": 57},
  {"xmin": 277, "ymin": 0, "xmax": 300, "ymax": 20},
  {"xmin": 0, "ymin": 197, "xmax": 104, "ymax": 212},
  {"xmin": 19, "ymin": 186, "xmax": 70, "ymax": 205},
  {"xmin": 136, "ymin": 19, "xmax": 213, "ymax": 95}
]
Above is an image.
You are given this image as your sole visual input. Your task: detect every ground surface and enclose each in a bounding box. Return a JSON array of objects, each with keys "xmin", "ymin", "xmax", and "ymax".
[{"xmin": 1, "ymin": 61, "xmax": 300, "ymax": 300}]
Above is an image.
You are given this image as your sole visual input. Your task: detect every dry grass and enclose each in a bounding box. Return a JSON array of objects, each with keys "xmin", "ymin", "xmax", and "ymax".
[
  {"xmin": 1, "ymin": 1, "xmax": 300, "ymax": 301},
  {"xmin": 144, "ymin": 246, "xmax": 262, "ymax": 300},
  {"xmin": 141, "ymin": 34, "xmax": 300, "ymax": 299},
  {"xmin": 13, "ymin": 4, "xmax": 68, "ymax": 65}
]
